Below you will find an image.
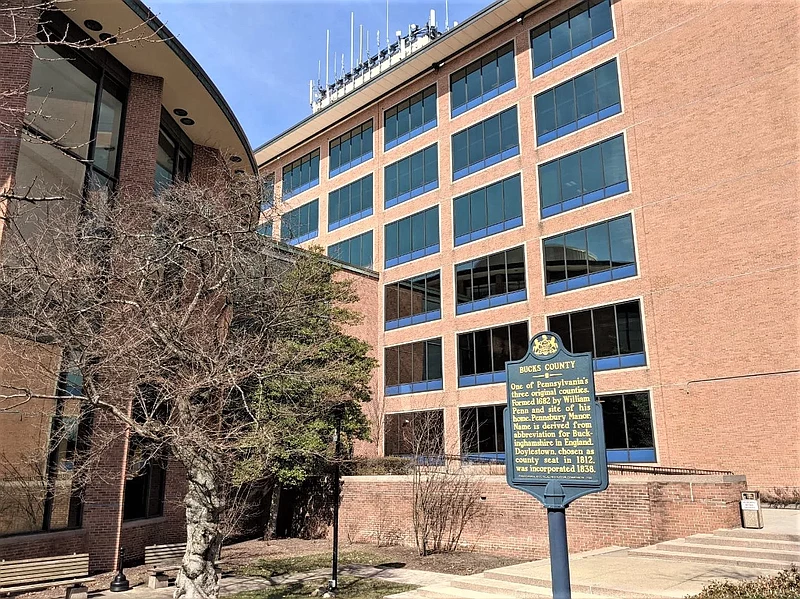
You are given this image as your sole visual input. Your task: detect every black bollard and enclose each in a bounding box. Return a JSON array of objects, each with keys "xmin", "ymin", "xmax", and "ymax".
[{"xmin": 110, "ymin": 547, "xmax": 130, "ymax": 592}]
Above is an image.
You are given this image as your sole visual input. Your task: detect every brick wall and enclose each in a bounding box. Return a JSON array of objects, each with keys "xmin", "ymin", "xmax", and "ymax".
[
  {"xmin": 338, "ymin": 474, "xmax": 745, "ymax": 558},
  {"xmin": 190, "ymin": 145, "xmax": 224, "ymax": 187},
  {"xmin": 117, "ymin": 73, "xmax": 163, "ymax": 196}
]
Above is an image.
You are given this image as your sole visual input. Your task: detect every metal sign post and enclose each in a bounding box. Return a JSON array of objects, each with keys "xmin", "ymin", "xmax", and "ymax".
[{"xmin": 505, "ymin": 332, "xmax": 609, "ymax": 599}]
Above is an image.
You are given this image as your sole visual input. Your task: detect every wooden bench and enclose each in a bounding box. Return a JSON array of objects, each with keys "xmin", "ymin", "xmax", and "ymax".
[
  {"xmin": 0, "ymin": 553, "xmax": 93, "ymax": 598},
  {"xmin": 144, "ymin": 543, "xmax": 186, "ymax": 589}
]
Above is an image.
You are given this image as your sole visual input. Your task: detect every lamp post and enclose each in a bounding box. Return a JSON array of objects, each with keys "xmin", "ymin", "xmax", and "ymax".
[
  {"xmin": 329, "ymin": 406, "xmax": 344, "ymax": 593},
  {"xmin": 110, "ymin": 547, "xmax": 130, "ymax": 592}
]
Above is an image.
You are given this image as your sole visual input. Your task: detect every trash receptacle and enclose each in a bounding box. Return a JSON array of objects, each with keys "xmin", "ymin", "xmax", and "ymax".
[{"xmin": 740, "ymin": 491, "xmax": 763, "ymax": 529}]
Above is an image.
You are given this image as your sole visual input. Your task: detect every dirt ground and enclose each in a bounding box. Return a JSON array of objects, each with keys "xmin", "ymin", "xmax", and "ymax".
[{"xmin": 223, "ymin": 537, "xmax": 524, "ymax": 576}]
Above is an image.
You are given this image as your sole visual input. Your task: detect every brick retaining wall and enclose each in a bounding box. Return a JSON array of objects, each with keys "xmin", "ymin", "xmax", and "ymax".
[{"xmin": 338, "ymin": 474, "xmax": 746, "ymax": 558}]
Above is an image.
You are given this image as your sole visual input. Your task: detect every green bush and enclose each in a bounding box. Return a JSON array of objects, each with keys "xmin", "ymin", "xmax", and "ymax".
[
  {"xmin": 343, "ymin": 456, "xmax": 413, "ymax": 476},
  {"xmin": 689, "ymin": 567, "xmax": 800, "ymax": 599}
]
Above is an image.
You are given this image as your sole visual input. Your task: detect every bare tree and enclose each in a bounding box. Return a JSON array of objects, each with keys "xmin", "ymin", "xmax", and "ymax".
[{"xmin": 0, "ymin": 171, "xmax": 375, "ymax": 599}]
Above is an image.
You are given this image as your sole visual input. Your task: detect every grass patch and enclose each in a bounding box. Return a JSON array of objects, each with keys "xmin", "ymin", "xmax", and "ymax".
[
  {"xmin": 237, "ymin": 551, "xmax": 389, "ymax": 578},
  {"xmin": 689, "ymin": 566, "xmax": 800, "ymax": 598},
  {"xmin": 229, "ymin": 576, "xmax": 416, "ymax": 599}
]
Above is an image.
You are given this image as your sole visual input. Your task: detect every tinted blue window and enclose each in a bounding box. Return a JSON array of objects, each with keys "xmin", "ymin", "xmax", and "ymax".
[
  {"xmin": 543, "ymin": 214, "xmax": 636, "ymax": 294},
  {"xmin": 539, "ymin": 134, "xmax": 629, "ymax": 217},
  {"xmin": 457, "ymin": 322, "xmax": 527, "ymax": 387},
  {"xmin": 328, "ymin": 174, "xmax": 373, "ymax": 231},
  {"xmin": 455, "ymin": 246, "xmax": 526, "ymax": 315},
  {"xmin": 598, "ymin": 392, "xmax": 654, "ymax": 463},
  {"xmin": 452, "ymin": 174, "xmax": 523, "ymax": 246},
  {"xmin": 451, "ymin": 42, "xmax": 516, "ymax": 117},
  {"xmin": 280, "ymin": 199, "xmax": 319, "ymax": 245},
  {"xmin": 460, "ymin": 405, "xmax": 506, "ymax": 462},
  {"xmin": 531, "ymin": 0, "xmax": 614, "ymax": 77},
  {"xmin": 384, "ymin": 270, "xmax": 441, "ymax": 330},
  {"xmin": 384, "ymin": 144, "xmax": 439, "ymax": 208},
  {"xmin": 282, "ymin": 149, "xmax": 320, "ymax": 199},
  {"xmin": 384, "ymin": 85, "xmax": 437, "ymax": 150},
  {"xmin": 384, "ymin": 339, "xmax": 443, "ymax": 396},
  {"xmin": 329, "ymin": 121, "xmax": 373, "ymax": 177},
  {"xmin": 328, "ymin": 230, "xmax": 373, "ymax": 269},
  {"xmin": 452, "ymin": 106, "xmax": 519, "ymax": 181},
  {"xmin": 256, "ymin": 221, "xmax": 273, "ymax": 238},
  {"xmin": 385, "ymin": 206, "xmax": 439, "ymax": 268},
  {"xmin": 548, "ymin": 300, "xmax": 646, "ymax": 372},
  {"xmin": 534, "ymin": 59, "xmax": 621, "ymax": 145}
]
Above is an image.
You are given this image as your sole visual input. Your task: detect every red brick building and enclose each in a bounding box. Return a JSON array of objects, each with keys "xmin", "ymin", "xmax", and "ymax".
[
  {"xmin": 256, "ymin": 0, "xmax": 799, "ymax": 491},
  {"xmin": 0, "ymin": 0, "xmax": 257, "ymax": 570}
]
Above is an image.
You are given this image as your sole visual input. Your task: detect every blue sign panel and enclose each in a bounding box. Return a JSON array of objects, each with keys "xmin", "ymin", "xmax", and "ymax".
[{"xmin": 505, "ymin": 332, "xmax": 609, "ymax": 509}]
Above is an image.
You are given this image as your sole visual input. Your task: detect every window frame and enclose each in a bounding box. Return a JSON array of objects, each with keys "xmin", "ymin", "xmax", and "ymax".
[
  {"xmin": 384, "ymin": 84, "xmax": 438, "ymax": 151},
  {"xmin": 384, "ymin": 270, "xmax": 442, "ymax": 330},
  {"xmin": 327, "ymin": 230, "xmax": 374, "ymax": 269},
  {"xmin": 451, "ymin": 105, "xmax": 520, "ymax": 181},
  {"xmin": 384, "ymin": 206, "xmax": 440, "ymax": 268},
  {"xmin": 547, "ymin": 298, "xmax": 647, "ymax": 371},
  {"xmin": 281, "ymin": 198, "xmax": 320, "ymax": 245},
  {"xmin": 384, "ymin": 338, "xmax": 444, "ymax": 396},
  {"xmin": 456, "ymin": 321, "xmax": 529, "ymax": 387},
  {"xmin": 538, "ymin": 133, "xmax": 629, "ymax": 218},
  {"xmin": 459, "ymin": 404, "xmax": 506, "ymax": 463},
  {"xmin": 384, "ymin": 143, "xmax": 439, "ymax": 209},
  {"xmin": 384, "ymin": 409, "xmax": 445, "ymax": 458},
  {"xmin": 282, "ymin": 148, "xmax": 321, "ymax": 200},
  {"xmin": 329, "ymin": 120, "xmax": 374, "ymax": 178},
  {"xmin": 453, "ymin": 173, "xmax": 524, "ymax": 246},
  {"xmin": 450, "ymin": 41, "xmax": 517, "ymax": 117},
  {"xmin": 597, "ymin": 390, "xmax": 656, "ymax": 463},
  {"xmin": 542, "ymin": 212, "xmax": 637, "ymax": 294},
  {"xmin": 455, "ymin": 245, "xmax": 527, "ymax": 315},
  {"xmin": 328, "ymin": 174, "xmax": 374, "ymax": 231},
  {"xmin": 530, "ymin": 0, "xmax": 615, "ymax": 78},
  {"xmin": 534, "ymin": 58, "xmax": 622, "ymax": 146}
]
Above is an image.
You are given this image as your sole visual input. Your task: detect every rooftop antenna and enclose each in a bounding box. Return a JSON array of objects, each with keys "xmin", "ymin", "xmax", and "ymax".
[
  {"xmin": 350, "ymin": 12, "xmax": 354, "ymax": 71},
  {"xmin": 359, "ymin": 24, "xmax": 363, "ymax": 63},
  {"xmin": 445, "ymin": 0, "xmax": 449, "ymax": 30},
  {"xmin": 341, "ymin": 54, "xmax": 345, "ymax": 78},
  {"xmin": 333, "ymin": 51, "xmax": 337, "ymax": 79},
  {"xmin": 386, "ymin": 0, "xmax": 389, "ymax": 46},
  {"xmin": 317, "ymin": 59, "xmax": 321, "ymax": 88},
  {"xmin": 309, "ymin": 80, "xmax": 313, "ymax": 106},
  {"xmin": 366, "ymin": 29, "xmax": 370, "ymax": 57},
  {"xmin": 325, "ymin": 29, "xmax": 330, "ymax": 86}
]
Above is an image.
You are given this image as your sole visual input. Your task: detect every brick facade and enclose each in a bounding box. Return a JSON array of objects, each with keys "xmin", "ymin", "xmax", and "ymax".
[
  {"xmin": 259, "ymin": 0, "xmax": 799, "ymax": 489},
  {"xmin": 117, "ymin": 74, "xmax": 164, "ymax": 196},
  {"xmin": 339, "ymin": 474, "xmax": 746, "ymax": 559}
]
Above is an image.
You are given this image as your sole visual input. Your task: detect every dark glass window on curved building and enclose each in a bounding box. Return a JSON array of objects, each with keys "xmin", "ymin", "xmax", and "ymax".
[
  {"xmin": 599, "ymin": 392, "xmax": 655, "ymax": 463},
  {"xmin": 534, "ymin": 59, "xmax": 621, "ymax": 145},
  {"xmin": 384, "ymin": 271, "xmax": 441, "ymax": 330},
  {"xmin": 384, "ymin": 410, "xmax": 444, "ymax": 457},
  {"xmin": 455, "ymin": 246, "xmax": 526, "ymax": 315},
  {"xmin": 384, "ymin": 144, "xmax": 438, "ymax": 209},
  {"xmin": 548, "ymin": 300, "xmax": 645, "ymax": 371},
  {"xmin": 539, "ymin": 134, "xmax": 628, "ymax": 218},
  {"xmin": 328, "ymin": 174, "xmax": 373, "ymax": 231},
  {"xmin": 543, "ymin": 214, "xmax": 636, "ymax": 294},
  {"xmin": 450, "ymin": 42, "xmax": 515, "ymax": 117},
  {"xmin": 15, "ymin": 43, "xmax": 127, "ymax": 202},
  {"xmin": 282, "ymin": 149, "xmax": 320, "ymax": 200},
  {"xmin": 385, "ymin": 206, "xmax": 439, "ymax": 268},
  {"xmin": 329, "ymin": 121, "xmax": 373, "ymax": 178},
  {"xmin": 453, "ymin": 174, "xmax": 523, "ymax": 246},
  {"xmin": 457, "ymin": 322, "xmax": 527, "ymax": 388},
  {"xmin": 155, "ymin": 111, "xmax": 193, "ymax": 191},
  {"xmin": 531, "ymin": 0, "xmax": 614, "ymax": 77},
  {"xmin": 452, "ymin": 106, "xmax": 519, "ymax": 181},
  {"xmin": 385, "ymin": 85, "xmax": 437, "ymax": 151},
  {"xmin": 385, "ymin": 339, "xmax": 443, "ymax": 396},
  {"xmin": 327, "ymin": 230, "xmax": 373, "ymax": 269},
  {"xmin": 460, "ymin": 405, "xmax": 505, "ymax": 463},
  {"xmin": 281, "ymin": 199, "xmax": 319, "ymax": 245}
]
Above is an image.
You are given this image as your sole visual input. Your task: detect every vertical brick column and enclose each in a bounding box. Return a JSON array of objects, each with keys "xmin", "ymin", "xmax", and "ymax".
[
  {"xmin": 117, "ymin": 73, "xmax": 163, "ymax": 195},
  {"xmin": 0, "ymin": 12, "xmax": 35, "ymax": 242},
  {"xmin": 189, "ymin": 145, "xmax": 224, "ymax": 187}
]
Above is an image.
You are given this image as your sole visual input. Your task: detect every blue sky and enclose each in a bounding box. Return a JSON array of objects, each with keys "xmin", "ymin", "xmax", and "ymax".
[{"xmin": 146, "ymin": 0, "xmax": 489, "ymax": 149}]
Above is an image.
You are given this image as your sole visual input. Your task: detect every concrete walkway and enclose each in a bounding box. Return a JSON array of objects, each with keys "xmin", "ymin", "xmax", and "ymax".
[{"xmin": 387, "ymin": 509, "xmax": 800, "ymax": 599}]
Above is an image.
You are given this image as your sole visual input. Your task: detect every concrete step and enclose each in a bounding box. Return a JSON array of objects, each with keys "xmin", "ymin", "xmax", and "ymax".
[
  {"xmin": 714, "ymin": 527, "xmax": 800, "ymax": 543},
  {"xmin": 412, "ymin": 583, "xmax": 516, "ymax": 598},
  {"xmin": 482, "ymin": 569, "xmax": 660, "ymax": 598},
  {"xmin": 685, "ymin": 533, "xmax": 800, "ymax": 554},
  {"xmin": 449, "ymin": 574, "xmax": 619, "ymax": 598},
  {"xmin": 652, "ymin": 538, "xmax": 800, "ymax": 562},
  {"xmin": 629, "ymin": 547, "xmax": 792, "ymax": 570}
]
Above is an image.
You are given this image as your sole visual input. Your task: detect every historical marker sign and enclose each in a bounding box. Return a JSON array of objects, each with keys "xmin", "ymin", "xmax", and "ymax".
[
  {"xmin": 504, "ymin": 332, "xmax": 609, "ymax": 598},
  {"xmin": 504, "ymin": 331, "xmax": 609, "ymax": 507}
]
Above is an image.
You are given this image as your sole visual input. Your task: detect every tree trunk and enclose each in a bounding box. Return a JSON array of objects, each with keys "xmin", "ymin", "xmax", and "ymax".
[
  {"xmin": 175, "ymin": 449, "xmax": 223, "ymax": 599},
  {"xmin": 263, "ymin": 483, "xmax": 281, "ymax": 541}
]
